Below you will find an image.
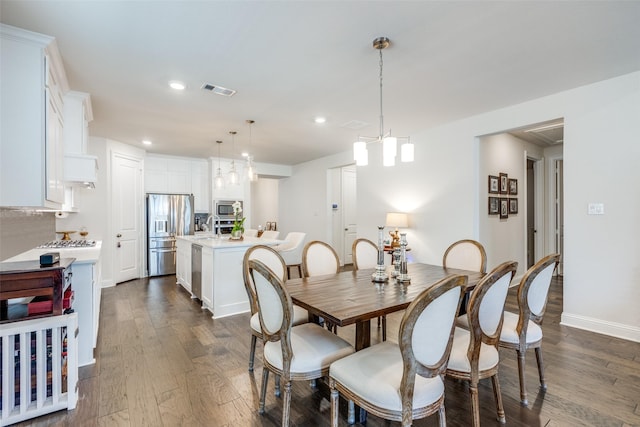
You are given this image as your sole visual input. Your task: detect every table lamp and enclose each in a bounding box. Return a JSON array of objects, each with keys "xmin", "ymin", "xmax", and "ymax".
[{"xmin": 385, "ymin": 212, "xmax": 408, "ymax": 248}]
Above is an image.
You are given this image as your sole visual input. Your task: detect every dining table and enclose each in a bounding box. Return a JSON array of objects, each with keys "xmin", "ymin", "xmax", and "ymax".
[{"xmin": 286, "ymin": 263, "xmax": 485, "ymax": 351}]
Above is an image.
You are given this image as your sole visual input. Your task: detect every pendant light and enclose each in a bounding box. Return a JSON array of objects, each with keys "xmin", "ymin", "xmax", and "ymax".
[
  {"xmin": 228, "ymin": 131, "xmax": 239, "ymax": 185},
  {"xmin": 352, "ymin": 37, "xmax": 414, "ymax": 166},
  {"xmin": 214, "ymin": 140, "xmax": 225, "ymax": 189},
  {"xmin": 245, "ymin": 119, "xmax": 258, "ymax": 182}
]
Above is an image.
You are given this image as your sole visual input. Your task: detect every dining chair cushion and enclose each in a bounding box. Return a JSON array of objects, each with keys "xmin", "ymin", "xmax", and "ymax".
[
  {"xmin": 477, "ymin": 272, "xmax": 511, "ymax": 336},
  {"xmin": 499, "ymin": 311, "xmax": 543, "ymax": 344},
  {"xmin": 263, "ymin": 323, "xmax": 354, "ymax": 374},
  {"xmin": 527, "ymin": 262, "xmax": 556, "ymax": 316},
  {"xmin": 329, "ymin": 341, "xmax": 445, "ymax": 411},
  {"xmin": 250, "ymin": 305, "xmax": 309, "ymax": 333},
  {"xmin": 447, "ymin": 327, "xmax": 500, "ymax": 373}
]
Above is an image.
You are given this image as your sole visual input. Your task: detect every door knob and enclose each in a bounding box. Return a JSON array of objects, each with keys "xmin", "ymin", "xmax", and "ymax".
[{"xmin": 117, "ymin": 233, "xmax": 122, "ymax": 238}]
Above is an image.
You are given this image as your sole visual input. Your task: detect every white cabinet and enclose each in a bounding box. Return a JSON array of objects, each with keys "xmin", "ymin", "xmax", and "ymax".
[
  {"xmin": 144, "ymin": 155, "xmax": 210, "ymax": 212},
  {"xmin": 71, "ymin": 259, "xmax": 101, "ymax": 367},
  {"xmin": 63, "ymin": 91, "xmax": 97, "ymax": 185},
  {"xmin": 1, "ymin": 24, "xmax": 68, "ymax": 208},
  {"xmin": 201, "ymin": 246, "xmax": 214, "ymax": 311},
  {"xmin": 176, "ymin": 238, "xmax": 192, "ymax": 292}
]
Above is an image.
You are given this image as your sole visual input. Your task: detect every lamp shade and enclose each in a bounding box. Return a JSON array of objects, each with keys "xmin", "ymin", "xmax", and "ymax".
[{"xmin": 385, "ymin": 212, "xmax": 408, "ymax": 228}]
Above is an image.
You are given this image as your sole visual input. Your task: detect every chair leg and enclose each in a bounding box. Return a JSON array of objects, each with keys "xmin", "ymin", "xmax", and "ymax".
[
  {"xmin": 438, "ymin": 403, "xmax": 446, "ymax": 427},
  {"xmin": 259, "ymin": 368, "xmax": 269, "ymax": 414},
  {"xmin": 275, "ymin": 374, "xmax": 281, "ymax": 397},
  {"xmin": 535, "ymin": 346, "xmax": 547, "ymax": 390},
  {"xmin": 469, "ymin": 381, "xmax": 481, "ymax": 427},
  {"xmin": 516, "ymin": 349, "xmax": 528, "ymax": 406},
  {"xmin": 249, "ymin": 335, "xmax": 257, "ymax": 371},
  {"xmin": 330, "ymin": 380, "xmax": 339, "ymax": 427},
  {"xmin": 296, "ymin": 264, "xmax": 302, "ymax": 278},
  {"xmin": 282, "ymin": 380, "xmax": 292, "ymax": 427},
  {"xmin": 491, "ymin": 373, "xmax": 506, "ymax": 423},
  {"xmin": 382, "ymin": 315, "xmax": 387, "ymax": 341}
]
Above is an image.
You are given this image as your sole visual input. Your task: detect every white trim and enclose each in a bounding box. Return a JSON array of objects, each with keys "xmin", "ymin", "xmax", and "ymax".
[{"xmin": 561, "ymin": 313, "xmax": 640, "ymax": 343}]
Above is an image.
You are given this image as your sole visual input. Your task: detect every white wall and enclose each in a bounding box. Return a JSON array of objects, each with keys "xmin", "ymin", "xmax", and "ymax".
[
  {"xmin": 249, "ymin": 178, "xmax": 279, "ymax": 230},
  {"xmin": 280, "ymin": 71, "xmax": 640, "ymax": 342}
]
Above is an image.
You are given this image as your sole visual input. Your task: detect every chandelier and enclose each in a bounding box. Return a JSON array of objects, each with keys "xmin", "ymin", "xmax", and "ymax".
[{"xmin": 353, "ymin": 37, "xmax": 414, "ymax": 167}]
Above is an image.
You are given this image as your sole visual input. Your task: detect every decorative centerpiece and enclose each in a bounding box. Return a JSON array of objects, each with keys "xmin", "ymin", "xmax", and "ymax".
[
  {"xmin": 230, "ymin": 200, "xmax": 245, "ymax": 240},
  {"xmin": 396, "ymin": 233, "xmax": 411, "ymax": 283},
  {"xmin": 371, "ymin": 226, "xmax": 389, "ymax": 283}
]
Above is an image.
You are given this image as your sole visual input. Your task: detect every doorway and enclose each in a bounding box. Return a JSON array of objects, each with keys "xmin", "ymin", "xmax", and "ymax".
[{"xmin": 329, "ymin": 164, "xmax": 356, "ymax": 265}]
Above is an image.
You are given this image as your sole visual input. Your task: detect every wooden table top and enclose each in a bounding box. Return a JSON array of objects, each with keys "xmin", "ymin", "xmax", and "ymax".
[{"xmin": 286, "ymin": 263, "xmax": 485, "ymax": 328}]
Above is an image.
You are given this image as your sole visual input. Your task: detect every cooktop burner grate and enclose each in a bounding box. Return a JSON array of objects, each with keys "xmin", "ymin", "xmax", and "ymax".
[{"xmin": 38, "ymin": 240, "xmax": 97, "ymax": 248}]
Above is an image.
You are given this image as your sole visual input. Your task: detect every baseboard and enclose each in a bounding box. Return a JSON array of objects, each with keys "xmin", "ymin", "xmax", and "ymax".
[{"xmin": 560, "ymin": 312, "xmax": 640, "ymax": 343}]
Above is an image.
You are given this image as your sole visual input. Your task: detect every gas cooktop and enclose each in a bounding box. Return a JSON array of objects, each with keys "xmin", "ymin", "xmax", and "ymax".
[{"xmin": 38, "ymin": 240, "xmax": 97, "ymax": 249}]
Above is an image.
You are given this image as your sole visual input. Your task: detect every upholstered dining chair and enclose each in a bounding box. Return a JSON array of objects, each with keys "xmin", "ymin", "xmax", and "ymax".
[
  {"xmin": 242, "ymin": 245, "xmax": 308, "ymax": 372},
  {"xmin": 302, "ymin": 240, "xmax": 340, "ymax": 277},
  {"xmin": 446, "ymin": 261, "xmax": 517, "ymax": 427},
  {"xmin": 499, "ymin": 253, "xmax": 560, "ymax": 406},
  {"xmin": 442, "ymin": 239, "xmax": 487, "ymax": 273},
  {"xmin": 261, "ymin": 230, "xmax": 280, "ymax": 239},
  {"xmin": 352, "ymin": 238, "xmax": 387, "ymax": 341},
  {"xmin": 275, "ymin": 232, "xmax": 307, "ymax": 279},
  {"xmin": 249, "ymin": 259, "xmax": 354, "ymax": 427},
  {"xmin": 329, "ymin": 274, "xmax": 467, "ymax": 427}
]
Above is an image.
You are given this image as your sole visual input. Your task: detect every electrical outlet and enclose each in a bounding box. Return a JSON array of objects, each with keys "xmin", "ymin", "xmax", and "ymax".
[{"xmin": 588, "ymin": 203, "xmax": 604, "ymax": 215}]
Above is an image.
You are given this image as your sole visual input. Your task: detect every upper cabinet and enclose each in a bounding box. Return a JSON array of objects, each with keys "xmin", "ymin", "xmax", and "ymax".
[
  {"xmin": 0, "ymin": 24, "xmax": 68, "ymax": 209},
  {"xmin": 144, "ymin": 155, "xmax": 210, "ymax": 213},
  {"xmin": 63, "ymin": 91, "xmax": 97, "ymax": 186}
]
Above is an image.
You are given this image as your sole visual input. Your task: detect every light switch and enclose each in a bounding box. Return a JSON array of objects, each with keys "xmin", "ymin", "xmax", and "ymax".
[{"xmin": 588, "ymin": 203, "xmax": 604, "ymax": 215}]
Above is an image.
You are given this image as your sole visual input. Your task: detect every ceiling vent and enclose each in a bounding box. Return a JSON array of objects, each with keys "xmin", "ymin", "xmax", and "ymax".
[{"xmin": 201, "ymin": 83, "xmax": 236, "ymax": 97}]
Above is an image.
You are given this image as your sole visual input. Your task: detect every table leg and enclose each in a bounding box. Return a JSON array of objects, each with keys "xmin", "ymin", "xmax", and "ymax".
[{"xmin": 353, "ymin": 319, "xmax": 371, "ymax": 423}]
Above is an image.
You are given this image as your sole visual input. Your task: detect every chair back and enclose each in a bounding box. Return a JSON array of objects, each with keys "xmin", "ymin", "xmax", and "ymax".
[
  {"xmin": 519, "ymin": 253, "xmax": 560, "ymax": 324},
  {"xmin": 243, "ymin": 245, "xmax": 287, "ymax": 315},
  {"xmin": 443, "ymin": 239, "xmax": 487, "ymax": 273},
  {"xmin": 466, "ymin": 261, "xmax": 517, "ymax": 355},
  {"xmin": 302, "ymin": 240, "xmax": 340, "ymax": 277},
  {"xmin": 248, "ymin": 259, "xmax": 292, "ymax": 344},
  {"xmin": 244, "ymin": 228, "xmax": 258, "ymax": 237},
  {"xmin": 352, "ymin": 238, "xmax": 378, "ymax": 270},
  {"xmin": 261, "ymin": 230, "xmax": 280, "ymax": 239},
  {"xmin": 397, "ymin": 274, "xmax": 467, "ymax": 424},
  {"xmin": 275, "ymin": 232, "xmax": 307, "ymax": 264}
]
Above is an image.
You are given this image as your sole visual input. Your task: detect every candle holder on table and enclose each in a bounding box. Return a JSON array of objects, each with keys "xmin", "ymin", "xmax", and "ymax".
[{"xmin": 371, "ymin": 226, "xmax": 389, "ymax": 283}]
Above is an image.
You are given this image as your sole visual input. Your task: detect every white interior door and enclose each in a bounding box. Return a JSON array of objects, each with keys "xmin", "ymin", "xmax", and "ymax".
[
  {"xmin": 342, "ymin": 167, "xmax": 357, "ymax": 265},
  {"xmin": 555, "ymin": 159, "xmax": 564, "ymax": 275},
  {"xmin": 112, "ymin": 152, "xmax": 142, "ymax": 283}
]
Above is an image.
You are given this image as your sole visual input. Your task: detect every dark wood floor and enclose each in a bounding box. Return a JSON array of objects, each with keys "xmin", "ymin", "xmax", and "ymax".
[{"xmin": 15, "ymin": 272, "xmax": 640, "ymax": 427}]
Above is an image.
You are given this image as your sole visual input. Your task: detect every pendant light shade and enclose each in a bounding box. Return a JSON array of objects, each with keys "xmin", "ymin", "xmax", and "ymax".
[
  {"xmin": 353, "ymin": 140, "xmax": 368, "ymax": 166},
  {"xmin": 401, "ymin": 140, "xmax": 414, "ymax": 162}
]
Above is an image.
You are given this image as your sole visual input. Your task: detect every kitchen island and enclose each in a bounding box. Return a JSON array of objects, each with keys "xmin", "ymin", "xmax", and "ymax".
[{"xmin": 176, "ymin": 235, "xmax": 281, "ymax": 319}]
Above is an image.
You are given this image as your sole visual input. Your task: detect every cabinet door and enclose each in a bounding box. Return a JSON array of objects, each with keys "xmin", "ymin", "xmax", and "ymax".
[
  {"xmin": 46, "ymin": 86, "xmax": 65, "ymax": 204},
  {"xmin": 201, "ymin": 246, "xmax": 213, "ymax": 311}
]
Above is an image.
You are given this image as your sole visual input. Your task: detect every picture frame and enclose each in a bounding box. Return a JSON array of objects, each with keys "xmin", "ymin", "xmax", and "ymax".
[
  {"xmin": 488, "ymin": 197, "xmax": 500, "ymax": 215},
  {"xmin": 509, "ymin": 198, "xmax": 518, "ymax": 214},
  {"xmin": 500, "ymin": 198, "xmax": 509, "ymax": 219},
  {"xmin": 271, "ymin": 222, "xmax": 277, "ymax": 231},
  {"xmin": 508, "ymin": 178, "xmax": 518, "ymax": 196},
  {"xmin": 266, "ymin": 221, "xmax": 272, "ymax": 230},
  {"xmin": 499, "ymin": 173, "xmax": 508, "ymax": 195},
  {"xmin": 488, "ymin": 175, "xmax": 499, "ymax": 194}
]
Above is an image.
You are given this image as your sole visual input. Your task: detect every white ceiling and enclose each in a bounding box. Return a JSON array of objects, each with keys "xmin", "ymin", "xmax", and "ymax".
[{"xmin": 2, "ymin": 1, "xmax": 639, "ymax": 165}]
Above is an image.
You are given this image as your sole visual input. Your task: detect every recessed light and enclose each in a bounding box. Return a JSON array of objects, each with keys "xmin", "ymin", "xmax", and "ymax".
[
  {"xmin": 241, "ymin": 152, "xmax": 249, "ymax": 157},
  {"xmin": 315, "ymin": 117, "xmax": 326, "ymax": 124},
  {"xmin": 142, "ymin": 140, "xmax": 152, "ymax": 146},
  {"xmin": 169, "ymin": 81, "xmax": 185, "ymax": 90}
]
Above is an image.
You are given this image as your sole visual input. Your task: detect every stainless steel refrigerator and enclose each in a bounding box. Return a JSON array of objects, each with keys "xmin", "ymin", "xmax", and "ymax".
[{"xmin": 147, "ymin": 193, "xmax": 194, "ymax": 276}]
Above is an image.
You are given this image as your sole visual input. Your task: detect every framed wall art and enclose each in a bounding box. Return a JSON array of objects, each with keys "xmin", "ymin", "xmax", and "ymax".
[
  {"xmin": 488, "ymin": 175, "xmax": 499, "ymax": 194},
  {"xmin": 488, "ymin": 197, "xmax": 500, "ymax": 215},
  {"xmin": 508, "ymin": 178, "xmax": 518, "ymax": 195},
  {"xmin": 500, "ymin": 198, "xmax": 509, "ymax": 219},
  {"xmin": 499, "ymin": 173, "xmax": 508, "ymax": 194},
  {"xmin": 509, "ymin": 198, "xmax": 518, "ymax": 214}
]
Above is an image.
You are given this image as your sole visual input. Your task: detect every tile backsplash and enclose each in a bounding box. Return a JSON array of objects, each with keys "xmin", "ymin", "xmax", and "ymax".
[{"xmin": 0, "ymin": 209, "xmax": 56, "ymax": 261}]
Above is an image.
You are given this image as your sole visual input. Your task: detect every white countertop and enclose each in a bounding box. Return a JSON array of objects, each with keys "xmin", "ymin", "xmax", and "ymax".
[
  {"xmin": 3, "ymin": 241, "xmax": 103, "ymax": 264},
  {"xmin": 178, "ymin": 235, "xmax": 281, "ymax": 249}
]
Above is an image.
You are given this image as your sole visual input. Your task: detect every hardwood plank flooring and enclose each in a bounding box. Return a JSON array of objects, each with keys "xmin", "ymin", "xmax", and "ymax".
[{"xmin": 12, "ymin": 274, "xmax": 640, "ymax": 426}]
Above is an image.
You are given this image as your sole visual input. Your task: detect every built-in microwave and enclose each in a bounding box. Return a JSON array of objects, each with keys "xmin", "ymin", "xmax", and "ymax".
[{"xmin": 215, "ymin": 200, "xmax": 242, "ymax": 219}]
